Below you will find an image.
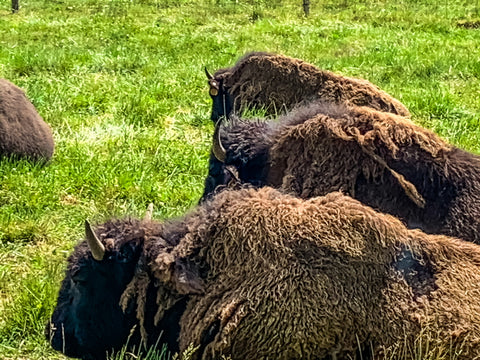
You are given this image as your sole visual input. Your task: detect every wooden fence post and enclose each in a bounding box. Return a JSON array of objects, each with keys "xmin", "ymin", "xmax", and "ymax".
[
  {"xmin": 303, "ymin": 0, "xmax": 310, "ymax": 16},
  {"xmin": 12, "ymin": 0, "xmax": 19, "ymax": 13}
]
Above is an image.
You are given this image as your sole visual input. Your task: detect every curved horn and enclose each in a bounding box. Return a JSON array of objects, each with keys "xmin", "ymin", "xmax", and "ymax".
[
  {"xmin": 85, "ymin": 220, "xmax": 105, "ymax": 261},
  {"xmin": 143, "ymin": 203, "xmax": 154, "ymax": 222},
  {"xmin": 205, "ymin": 67, "xmax": 214, "ymax": 80},
  {"xmin": 212, "ymin": 118, "xmax": 226, "ymax": 163}
]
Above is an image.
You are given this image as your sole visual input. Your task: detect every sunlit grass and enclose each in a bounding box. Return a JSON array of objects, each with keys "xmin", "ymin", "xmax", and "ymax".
[{"xmin": 0, "ymin": 0, "xmax": 479, "ymax": 358}]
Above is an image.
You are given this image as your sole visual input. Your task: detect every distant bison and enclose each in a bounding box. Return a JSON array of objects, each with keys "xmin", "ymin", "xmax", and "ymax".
[
  {"xmin": 0, "ymin": 79, "xmax": 54, "ymax": 161},
  {"xmin": 206, "ymin": 52, "xmax": 410, "ymax": 122},
  {"xmin": 202, "ymin": 102, "xmax": 480, "ymax": 243},
  {"xmin": 48, "ymin": 187, "xmax": 480, "ymax": 359}
]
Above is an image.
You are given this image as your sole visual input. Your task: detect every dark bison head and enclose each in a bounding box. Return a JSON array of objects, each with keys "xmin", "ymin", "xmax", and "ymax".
[
  {"xmin": 206, "ymin": 68, "xmax": 233, "ymax": 123},
  {"xmin": 46, "ymin": 216, "xmax": 186, "ymax": 359},
  {"xmin": 199, "ymin": 114, "xmax": 274, "ymax": 203}
]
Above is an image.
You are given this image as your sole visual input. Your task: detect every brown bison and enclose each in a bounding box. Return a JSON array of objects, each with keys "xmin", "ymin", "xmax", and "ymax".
[
  {"xmin": 48, "ymin": 187, "xmax": 480, "ymax": 359},
  {"xmin": 206, "ymin": 52, "xmax": 410, "ymax": 122},
  {"xmin": 0, "ymin": 78, "xmax": 54, "ymax": 161},
  {"xmin": 203, "ymin": 102, "xmax": 480, "ymax": 244}
]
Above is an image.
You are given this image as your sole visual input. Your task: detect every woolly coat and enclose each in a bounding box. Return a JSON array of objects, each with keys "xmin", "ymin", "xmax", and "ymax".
[
  {"xmin": 0, "ymin": 78, "xmax": 54, "ymax": 160},
  {"xmin": 204, "ymin": 102, "xmax": 480, "ymax": 244},
  {"xmin": 121, "ymin": 187, "xmax": 480, "ymax": 360},
  {"xmin": 209, "ymin": 52, "xmax": 410, "ymax": 120},
  {"xmin": 267, "ymin": 104, "xmax": 480, "ymax": 243}
]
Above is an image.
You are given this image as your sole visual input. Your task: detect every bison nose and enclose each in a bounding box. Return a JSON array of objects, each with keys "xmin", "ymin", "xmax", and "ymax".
[
  {"xmin": 45, "ymin": 320, "xmax": 56, "ymax": 342},
  {"xmin": 45, "ymin": 320, "xmax": 68, "ymax": 351},
  {"xmin": 46, "ymin": 320, "xmax": 82, "ymax": 358},
  {"xmin": 45, "ymin": 320, "xmax": 65, "ymax": 351}
]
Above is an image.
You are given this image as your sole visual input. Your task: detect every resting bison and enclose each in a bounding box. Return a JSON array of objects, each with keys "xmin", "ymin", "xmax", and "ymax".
[
  {"xmin": 202, "ymin": 102, "xmax": 480, "ymax": 244},
  {"xmin": 0, "ymin": 79, "xmax": 54, "ymax": 161},
  {"xmin": 47, "ymin": 187, "xmax": 480, "ymax": 359},
  {"xmin": 206, "ymin": 52, "xmax": 410, "ymax": 122}
]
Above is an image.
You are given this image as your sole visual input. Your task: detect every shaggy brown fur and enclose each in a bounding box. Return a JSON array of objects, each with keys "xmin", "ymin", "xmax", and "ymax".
[
  {"xmin": 265, "ymin": 103, "xmax": 480, "ymax": 243},
  {"xmin": 119, "ymin": 187, "xmax": 480, "ymax": 360},
  {"xmin": 209, "ymin": 52, "xmax": 410, "ymax": 120},
  {"xmin": 0, "ymin": 78, "xmax": 54, "ymax": 160}
]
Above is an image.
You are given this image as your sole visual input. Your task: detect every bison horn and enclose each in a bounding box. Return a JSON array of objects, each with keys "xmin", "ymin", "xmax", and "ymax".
[
  {"xmin": 85, "ymin": 220, "xmax": 105, "ymax": 261},
  {"xmin": 212, "ymin": 118, "xmax": 227, "ymax": 163},
  {"xmin": 205, "ymin": 67, "xmax": 214, "ymax": 80},
  {"xmin": 143, "ymin": 203, "xmax": 154, "ymax": 222}
]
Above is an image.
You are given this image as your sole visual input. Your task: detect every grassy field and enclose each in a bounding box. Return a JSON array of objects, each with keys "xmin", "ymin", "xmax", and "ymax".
[{"xmin": 0, "ymin": 0, "xmax": 479, "ymax": 359}]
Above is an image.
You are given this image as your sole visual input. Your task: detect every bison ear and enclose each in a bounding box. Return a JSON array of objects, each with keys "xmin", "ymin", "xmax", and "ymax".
[
  {"xmin": 172, "ymin": 257, "xmax": 204, "ymax": 295},
  {"xmin": 205, "ymin": 67, "xmax": 220, "ymax": 96}
]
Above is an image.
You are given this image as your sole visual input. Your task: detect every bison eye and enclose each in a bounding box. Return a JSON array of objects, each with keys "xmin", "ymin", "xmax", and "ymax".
[
  {"xmin": 116, "ymin": 243, "xmax": 137, "ymax": 263},
  {"xmin": 71, "ymin": 267, "xmax": 88, "ymax": 283}
]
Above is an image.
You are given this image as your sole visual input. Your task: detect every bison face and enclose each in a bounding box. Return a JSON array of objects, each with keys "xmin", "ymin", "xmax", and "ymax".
[
  {"xmin": 46, "ymin": 221, "xmax": 143, "ymax": 360},
  {"xmin": 206, "ymin": 68, "xmax": 233, "ymax": 123}
]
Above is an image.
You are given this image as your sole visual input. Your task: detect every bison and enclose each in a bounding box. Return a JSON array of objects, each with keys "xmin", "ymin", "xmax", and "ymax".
[
  {"xmin": 206, "ymin": 52, "xmax": 410, "ymax": 122},
  {"xmin": 48, "ymin": 187, "xmax": 480, "ymax": 359},
  {"xmin": 0, "ymin": 78, "xmax": 54, "ymax": 161},
  {"xmin": 202, "ymin": 102, "xmax": 480, "ymax": 244}
]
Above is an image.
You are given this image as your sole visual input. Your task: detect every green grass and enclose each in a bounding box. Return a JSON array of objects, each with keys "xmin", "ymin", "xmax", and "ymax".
[{"xmin": 0, "ymin": 0, "xmax": 479, "ymax": 358}]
